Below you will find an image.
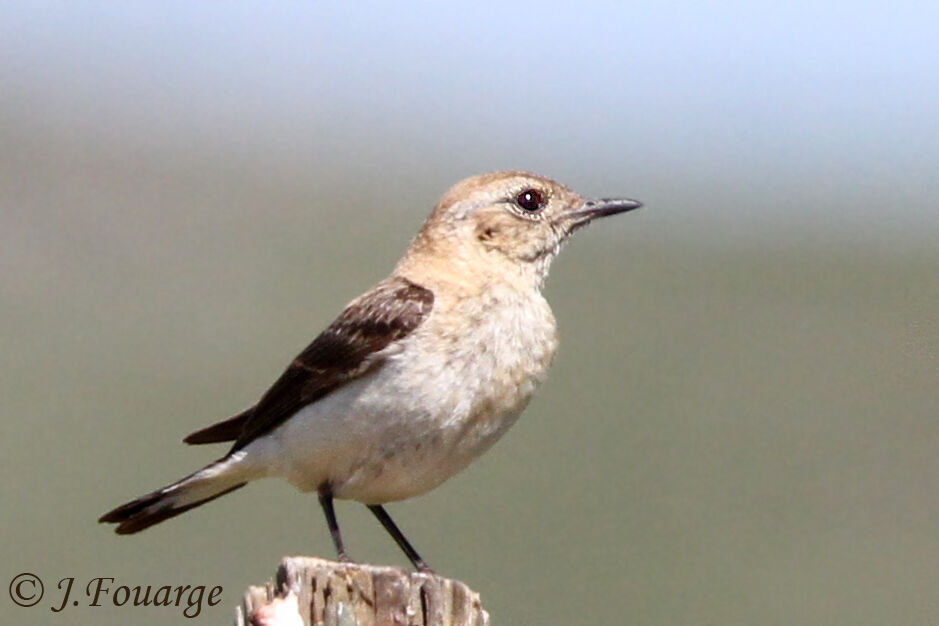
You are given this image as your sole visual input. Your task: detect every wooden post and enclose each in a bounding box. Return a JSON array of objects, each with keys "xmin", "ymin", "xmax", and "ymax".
[{"xmin": 236, "ymin": 556, "xmax": 490, "ymax": 626}]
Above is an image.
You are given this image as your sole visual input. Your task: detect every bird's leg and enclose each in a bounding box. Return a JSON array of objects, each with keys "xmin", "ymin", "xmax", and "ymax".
[
  {"xmin": 318, "ymin": 485, "xmax": 353, "ymax": 563},
  {"xmin": 366, "ymin": 504, "xmax": 433, "ymax": 573}
]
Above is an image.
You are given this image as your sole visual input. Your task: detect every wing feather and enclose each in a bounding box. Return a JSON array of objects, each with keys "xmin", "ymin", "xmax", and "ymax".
[{"xmin": 182, "ymin": 277, "xmax": 433, "ymax": 451}]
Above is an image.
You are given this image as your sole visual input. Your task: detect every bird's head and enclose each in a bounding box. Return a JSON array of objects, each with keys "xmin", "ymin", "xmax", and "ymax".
[{"xmin": 402, "ymin": 171, "xmax": 642, "ymax": 288}]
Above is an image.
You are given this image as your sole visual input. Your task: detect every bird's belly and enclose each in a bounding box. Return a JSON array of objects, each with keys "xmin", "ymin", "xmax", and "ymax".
[
  {"xmin": 257, "ymin": 353, "xmax": 537, "ymax": 503},
  {"xmin": 267, "ymin": 365, "xmax": 534, "ymax": 503},
  {"xmin": 335, "ymin": 397, "xmax": 531, "ymax": 504}
]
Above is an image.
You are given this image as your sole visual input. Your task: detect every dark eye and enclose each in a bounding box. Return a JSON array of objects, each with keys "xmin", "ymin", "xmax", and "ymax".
[{"xmin": 516, "ymin": 188, "xmax": 545, "ymax": 212}]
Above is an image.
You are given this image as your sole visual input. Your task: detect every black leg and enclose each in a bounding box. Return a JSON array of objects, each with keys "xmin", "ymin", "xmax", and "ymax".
[
  {"xmin": 367, "ymin": 504, "xmax": 433, "ymax": 573},
  {"xmin": 318, "ymin": 486, "xmax": 353, "ymax": 563}
]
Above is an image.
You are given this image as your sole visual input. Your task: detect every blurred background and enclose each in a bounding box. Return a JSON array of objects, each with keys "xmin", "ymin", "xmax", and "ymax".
[{"xmin": 2, "ymin": 2, "xmax": 937, "ymax": 625}]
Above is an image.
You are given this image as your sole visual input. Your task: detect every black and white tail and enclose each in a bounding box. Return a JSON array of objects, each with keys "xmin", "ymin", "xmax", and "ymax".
[{"xmin": 99, "ymin": 457, "xmax": 249, "ymax": 534}]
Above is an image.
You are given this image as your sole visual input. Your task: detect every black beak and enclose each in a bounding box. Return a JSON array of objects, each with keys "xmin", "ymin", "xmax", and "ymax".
[{"xmin": 576, "ymin": 197, "xmax": 643, "ymax": 219}]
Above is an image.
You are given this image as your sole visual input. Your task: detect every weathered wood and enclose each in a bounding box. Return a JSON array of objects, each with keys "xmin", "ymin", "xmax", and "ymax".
[{"xmin": 236, "ymin": 557, "xmax": 490, "ymax": 626}]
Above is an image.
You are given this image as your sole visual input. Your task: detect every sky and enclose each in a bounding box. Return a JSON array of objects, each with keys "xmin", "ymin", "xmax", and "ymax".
[{"xmin": 3, "ymin": 1, "xmax": 937, "ymax": 248}]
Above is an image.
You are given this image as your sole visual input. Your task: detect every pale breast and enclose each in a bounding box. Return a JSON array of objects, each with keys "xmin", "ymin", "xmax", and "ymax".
[{"xmin": 406, "ymin": 283, "xmax": 559, "ymax": 458}]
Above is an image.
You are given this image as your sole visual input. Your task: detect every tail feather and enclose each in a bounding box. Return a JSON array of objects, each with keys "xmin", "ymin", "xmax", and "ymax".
[{"xmin": 99, "ymin": 458, "xmax": 249, "ymax": 534}]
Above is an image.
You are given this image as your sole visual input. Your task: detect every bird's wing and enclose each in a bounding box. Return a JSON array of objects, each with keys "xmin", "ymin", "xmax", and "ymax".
[{"xmin": 183, "ymin": 277, "xmax": 434, "ymax": 451}]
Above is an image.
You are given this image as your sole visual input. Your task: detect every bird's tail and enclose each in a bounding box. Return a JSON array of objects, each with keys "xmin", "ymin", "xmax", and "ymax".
[{"xmin": 98, "ymin": 456, "xmax": 250, "ymax": 534}]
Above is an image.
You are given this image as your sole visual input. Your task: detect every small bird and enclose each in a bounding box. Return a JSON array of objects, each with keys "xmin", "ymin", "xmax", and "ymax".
[{"xmin": 99, "ymin": 171, "xmax": 642, "ymax": 571}]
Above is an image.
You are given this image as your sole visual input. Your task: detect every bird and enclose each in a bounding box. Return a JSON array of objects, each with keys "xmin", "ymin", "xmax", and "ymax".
[{"xmin": 99, "ymin": 170, "xmax": 642, "ymax": 572}]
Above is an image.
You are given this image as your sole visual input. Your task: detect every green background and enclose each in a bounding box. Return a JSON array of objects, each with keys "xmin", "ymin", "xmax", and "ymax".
[{"xmin": 2, "ymin": 3, "xmax": 937, "ymax": 625}]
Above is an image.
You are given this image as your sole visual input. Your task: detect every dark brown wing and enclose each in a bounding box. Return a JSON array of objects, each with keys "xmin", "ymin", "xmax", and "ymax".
[
  {"xmin": 182, "ymin": 409, "xmax": 251, "ymax": 445},
  {"xmin": 183, "ymin": 277, "xmax": 434, "ymax": 451}
]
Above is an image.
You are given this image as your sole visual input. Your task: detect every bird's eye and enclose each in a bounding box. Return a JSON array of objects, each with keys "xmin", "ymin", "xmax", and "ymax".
[{"xmin": 516, "ymin": 189, "xmax": 545, "ymax": 212}]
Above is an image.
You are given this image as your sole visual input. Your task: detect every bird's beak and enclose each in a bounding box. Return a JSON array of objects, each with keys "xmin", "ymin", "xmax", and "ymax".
[{"xmin": 566, "ymin": 197, "xmax": 643, "ymax": 225}]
